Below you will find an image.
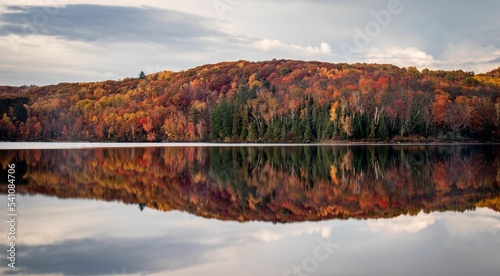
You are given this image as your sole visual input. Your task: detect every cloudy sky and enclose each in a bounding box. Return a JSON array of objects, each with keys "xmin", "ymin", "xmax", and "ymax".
[
  {"xmin": 0, "ymin": 0, "xmax": 499, "ymax": 85},
  {"xmin": 1, "ymin": 195, "xmax": 499, "ymax": 275}
]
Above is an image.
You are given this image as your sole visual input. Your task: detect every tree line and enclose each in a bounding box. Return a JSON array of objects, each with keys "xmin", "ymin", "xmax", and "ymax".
[{"xmin": 0, "ymin": 60, "xmax": 499, "ymax": 142}]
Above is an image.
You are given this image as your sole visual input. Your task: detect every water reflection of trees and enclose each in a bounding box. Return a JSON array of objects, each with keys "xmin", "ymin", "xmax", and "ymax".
[{"xmin": 1, "ymin": 145, "xmax": 498, "ymax": 223}]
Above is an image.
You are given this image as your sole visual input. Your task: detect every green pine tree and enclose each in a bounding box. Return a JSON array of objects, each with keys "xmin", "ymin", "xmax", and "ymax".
[
  {"xmin": 377, "ymin": 112, "xmax": 389, "ymax": 140},
  {"xmin": 369, "ymin": 120, "xmax": 376, "ymax": 139},
  {"xmin": 138, "ymin": 71, "xmax": 146, "ymax": 79},
  {"xmin": 210, "ymin": 103, "xmax": 222, "ymax": 140},
  {"xmin": 353, "ymin": 112, "xmax": 363, "ymax": 139},
  {"xmin": 249, "ymin": 121, "xmax": 258, "ymax": 141}
]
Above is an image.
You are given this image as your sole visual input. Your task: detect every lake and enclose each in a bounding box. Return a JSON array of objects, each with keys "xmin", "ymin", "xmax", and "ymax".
[{"xmin": 1, "ymin": 143, "xmax": 499, "ymax": 276}]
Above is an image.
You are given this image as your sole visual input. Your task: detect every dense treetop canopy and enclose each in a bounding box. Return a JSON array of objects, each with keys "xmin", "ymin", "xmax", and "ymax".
[{"xmin": 1, "ymin": 60, "xmax": 499, "ymax": 142}]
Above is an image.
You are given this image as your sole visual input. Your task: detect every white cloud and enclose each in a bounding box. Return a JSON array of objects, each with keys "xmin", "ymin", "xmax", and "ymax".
[
  {"xmin": 441, "ymin": 40, "xmax": 500, "ymax": 63},
  {"xmin": 438, "ymin": 208, "xmax": 500, "ymax": 237},
  {"xmin": 252, "ymin": 38, "xmax": 282, "ymax": 52},
  {"xmin": 366, "ymin": 212, "xmax": 436, "ymax": 234},
  {"xmin": 252, "ymin": 38, "xmax": 332, "ymax": 55},
  {"xmin": 320, "ymin": 42, "xmax": 332, "ymax": 54},
  {"xmin": 252, "ymin": 224, "xmax": 332, "ymax": 242},
  {"xmin": 365, "ymin": 208, "xmax": 500, "ymax": 235},
  {"xmin": 0, "ymin": 34, "xmax": 116, "ymax": 85},
  {"xmin": 0, "ymin": 33, "xmax": 213, "ymax": 85},
  {"xmin": 1, "ymin": 35, "xmax": 97, "ymax": 66},
  {"xmin": 351, "ymin": 46, "xmax": 436, "ymax": 67},
  {"xmin": 438, "ymin": 39, "xmax": 500, "ymax": 72},
  {"xmin": 343, "ymin": 41, "xmax": 500, "ymax": 73}
]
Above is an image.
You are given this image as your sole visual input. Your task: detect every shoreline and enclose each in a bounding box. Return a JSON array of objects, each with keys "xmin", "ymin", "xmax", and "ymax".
[{"xmin": 1, "ymin": 141, "xmax": 498, "ymax": 150}]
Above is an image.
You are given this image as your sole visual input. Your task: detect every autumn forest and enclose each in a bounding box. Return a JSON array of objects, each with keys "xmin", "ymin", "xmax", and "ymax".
[{"xmin": 1, "ymin": 60, "xmax": 500, "ymax": 142}]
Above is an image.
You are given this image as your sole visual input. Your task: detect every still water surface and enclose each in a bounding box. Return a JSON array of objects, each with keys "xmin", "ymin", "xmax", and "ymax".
[{"xmin": 0, "ymin": 143, "xmax": 499, "ymax": 275}]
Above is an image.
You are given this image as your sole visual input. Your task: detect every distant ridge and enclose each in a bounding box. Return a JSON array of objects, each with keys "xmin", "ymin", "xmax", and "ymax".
[{"xmin": 1, "ymin": 60, "xmax": 499, "ymax": 142}]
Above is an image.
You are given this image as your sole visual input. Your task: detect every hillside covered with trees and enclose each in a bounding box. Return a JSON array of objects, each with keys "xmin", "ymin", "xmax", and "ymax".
[{"xmin": 1, "ymin": 60, "xmax": 500, "ymax": 142}]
